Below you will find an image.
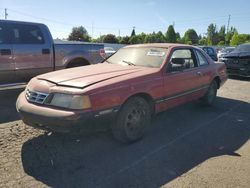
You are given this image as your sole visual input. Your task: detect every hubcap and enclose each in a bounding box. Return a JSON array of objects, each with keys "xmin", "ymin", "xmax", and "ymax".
[{"xmin": 125, "ymin": 106, "xmax": 145, "ymax": 133}]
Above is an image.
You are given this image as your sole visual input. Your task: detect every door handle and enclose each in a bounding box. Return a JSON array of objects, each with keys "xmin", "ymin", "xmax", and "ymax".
[
  {"xmin": 196, "ymin": 71, "xmax": 203, "ymax": 76},
  {"xmin": 0, "ymin": 49, "xmax": 11, "ymax": 55},
  {"xmin": 42, "ymin": 49, "xmax": 50, "ymax": 54}
]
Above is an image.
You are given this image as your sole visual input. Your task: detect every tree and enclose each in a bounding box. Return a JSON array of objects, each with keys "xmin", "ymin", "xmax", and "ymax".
[
  {"xmin": 230, "ymin": 33, "xmax": 250, "ymax": 46},
  {"xmin": 165, "ymin": 25, "xmax": 176, "ymax": 43},
  {"xmin": 119, "ymin": 36, "xmax": 130, "ymax": 44},
  {"xmin": 218, "ymin": 26, "xmax": 226, "ymax": 43},
  {"xmin": 183, "ymin": 29, "xmax": 199, "ymax": 44},
  {"xmin": 68, "ymin": 26, "xmax": 90, "ymax": 42},
  {"xmin": 131, "ymin": 28, "xmax": 136, "ymax": 37},
  {"xmin": 144, "ymin": 33, "xmax": 157, "ymax": 43},
  {"xmin": 144, "ymin": 32, "xmax": 166, "ymax": 43},
  {"xmin": 225, "ymin": 27, "xmax": 238, "ymax": 45},
  {"xmin": 103, "ymin": 34, "xmax": 119, "ymax": 43},
  {"xmin": 129, "ymin": 35, "xmax": 141, "ymax": 44},
  {"xmin": 199, "ymin": 37, "xmax": 208, "ymax": 45},
  {"xmin": 207, "ymin": 23, "xmax": 218, "ymax": 45},
  {"xmin": 95, "ymin": 35, "xmax": 106, "ymax": 43},
  {"xmin": 175, "ymin": 32, "xmax": 182, "ymax": 43}
]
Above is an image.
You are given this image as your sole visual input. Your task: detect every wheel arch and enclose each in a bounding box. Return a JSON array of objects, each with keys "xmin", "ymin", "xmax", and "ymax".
[
  {"xmin": 66, "ymin": 57, "xmax": 90, "ymax": 68},
  {"xmin": 122, "ymin": 93, "xmax": 155, "ymax": 115}
]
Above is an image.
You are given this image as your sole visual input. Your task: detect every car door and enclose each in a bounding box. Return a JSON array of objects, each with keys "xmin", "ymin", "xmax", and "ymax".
[
  {"xmin": 194, "ymin": 49, "xmax": 212, "ymax": 88},
  {"xmin": 0, "ymin": 22, "xmax": 15, "ymax": 85},
  {"xmin": 159, "ymin": 48, "xmax": 205, "ymax": 110},
  {"xmin": 9, "ymin": 23, "xmax": 53, "ymax": 82}
]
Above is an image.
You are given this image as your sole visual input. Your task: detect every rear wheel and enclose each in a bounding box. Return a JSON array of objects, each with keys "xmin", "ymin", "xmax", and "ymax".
[
  {"xmin": 112, "ymin": 97, "xmax": 151, "ymax": 143},
  {"xmin": 200, "ymin": 80, "xmax": 217, "ymax": 105},
  {"xmin": 67, "ymin": 59, "xmax": 89, "ymax": 68}
]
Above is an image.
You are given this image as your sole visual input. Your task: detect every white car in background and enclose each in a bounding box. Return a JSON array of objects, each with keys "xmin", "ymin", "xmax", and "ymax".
[
  {"xmin": 104, "ymin": 47, "xmax": 116, "ymax": 58},
  {"xmin": 217, "ymin": 47, "xmax": 235, "ymax": 62}
]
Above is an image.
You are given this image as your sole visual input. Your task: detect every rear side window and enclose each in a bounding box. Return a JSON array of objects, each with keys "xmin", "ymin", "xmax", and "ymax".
[
  {"xmin": 203, "ymin": 47, "xmax": 214, "ymax": 55},
  {"xmin": 0, "ymin": 24, "xmax": 9, "ymax": 44},
  {"xmin": 196, "ymin": 50, "xmax": 209, "ymax": 66},
  {"xmin": 9, "ymin": 24, "xmax": 45, "ymax": 44}
]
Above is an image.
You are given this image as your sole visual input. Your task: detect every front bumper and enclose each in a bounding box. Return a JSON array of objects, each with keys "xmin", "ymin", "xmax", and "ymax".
[
  {"xmin": 16, "ymin": 92, "xmax": 118, "ymax": 133},
  {"xmin": 226, "ymin": 67, "xmax": 250, "ymax": 77}
]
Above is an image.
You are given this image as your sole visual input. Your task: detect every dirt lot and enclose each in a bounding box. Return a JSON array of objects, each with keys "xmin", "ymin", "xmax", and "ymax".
[{"xmin": 0, "ymin": 78, "xmax": 250, "ymax": 188}]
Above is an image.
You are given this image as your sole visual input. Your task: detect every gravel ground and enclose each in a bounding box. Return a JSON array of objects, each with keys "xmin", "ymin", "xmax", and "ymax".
[{"xmin": 0, "ymin": 78, "xmax": 249, "ymax": 188}]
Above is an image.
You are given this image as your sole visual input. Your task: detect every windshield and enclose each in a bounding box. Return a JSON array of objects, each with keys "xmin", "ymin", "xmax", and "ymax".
[
  {"xmin": 106, "ymin": 47, "xmax": 168, "ymax": 68},
  {"xmin": 105, "ymin": 47, "xmax": 115, "ymax": 51}
]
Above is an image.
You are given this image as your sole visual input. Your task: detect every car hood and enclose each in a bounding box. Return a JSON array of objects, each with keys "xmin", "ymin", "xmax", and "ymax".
[
  {"xmin": 225, "ymin": 51, "xmax": 250, "ymax": 58},
  {"xmin": 37, "ymin": 63, "xmax": 157, "ymax": 89}
]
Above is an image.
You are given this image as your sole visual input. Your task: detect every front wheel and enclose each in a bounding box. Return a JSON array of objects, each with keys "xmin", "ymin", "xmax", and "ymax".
[
  {"xmin": 200, "ymin": 80, "xmax": 218, "ymax": 105},
  {"xmin": 112, "ymin": 97, "xmax": 151, "ymax": 143}
]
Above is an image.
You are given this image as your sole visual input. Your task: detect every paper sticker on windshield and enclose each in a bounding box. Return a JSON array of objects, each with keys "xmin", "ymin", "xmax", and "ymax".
[{"xmin": 147, "ymin": 51, "xmax": 165, "ymax": 57}]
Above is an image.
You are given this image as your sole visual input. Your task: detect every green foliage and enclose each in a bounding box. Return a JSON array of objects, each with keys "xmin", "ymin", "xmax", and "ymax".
[
  {"xmin": 207, "ymin": 23, "xmax": 219, "ymax": 45},
  {"xmin": 68, "ymin": 24, "xmax": 250, "ymax": 46},
  {"xmin": 218, "ymin": 26, "xmax": 226, "ymax": 43},
  {"xmin": 131, "ymin": 28, "xmax": 136, "ymax": 37},
  {"xmin": 103, "ymin": 34, "xmax": 119, "ymax": 43},
  {"xmin": 119, "ymin": 36, "xmax": 130, "ymax": 44},
  {"xmin": 68, "ymin": 26, "xmax": 90, "ymax": 42},
  {"xmin": 230, "ymin": 33, "xmax": 250, "ymax": 46},
  {"xmin": 144, "ymin": 32, "xmax": 166, "ymax": 43},
  {"xmin": 199, "ymin": 37, "xmax": 208, "ymax": 45},
  {"xmin": 95, "ymin": 35, "xmax": 106, "ymax": 43},
  {"xmin": 129, "ymin": 35, "xmax": 141, "ymax": 44},
  {"xmin": 225, "ymin": 27, "xmax": 238, "ymax": 45},
  {"xmin": 218, "ymin": 41, "xmax": 225, "ymax": 46},
  {"xmin": 184, "ymin": 29, "xmax": 199, "ymax": 44},
  {"xmin": 165, "ymin": 25, "xmax": 176, "ymax": 43}
]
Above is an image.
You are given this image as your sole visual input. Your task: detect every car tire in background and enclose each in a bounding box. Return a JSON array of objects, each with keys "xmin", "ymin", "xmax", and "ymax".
[{"xmin": 112, "ymin": 97, "xmax": 151, "ymax": 143}]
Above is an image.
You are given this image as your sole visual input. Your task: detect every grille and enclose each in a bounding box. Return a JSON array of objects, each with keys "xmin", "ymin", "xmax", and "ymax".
[{"xmin": 25, "ymin": 89, "xmax": 49, "ymax": 104}]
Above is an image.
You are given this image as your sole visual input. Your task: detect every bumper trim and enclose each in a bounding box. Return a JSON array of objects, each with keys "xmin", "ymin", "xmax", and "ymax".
[{"xmin": 17, "ymin": 91, "xmax": 119, "ymax": 133}]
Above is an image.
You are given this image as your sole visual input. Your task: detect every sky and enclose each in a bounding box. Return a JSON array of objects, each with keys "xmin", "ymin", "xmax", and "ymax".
[{"xmin": 0, "ymin": 0, "xmax": 250, "ymax": 39}]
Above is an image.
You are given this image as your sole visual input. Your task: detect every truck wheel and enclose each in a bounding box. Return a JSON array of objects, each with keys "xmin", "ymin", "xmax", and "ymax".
[
  {"xmin": 67, "ymin": 59, "xmax": 90, "ymax": 68},
  {"xmin": 200, "ymin": 80, "xmax": 217, "ymax": 105},
  {"xmin": 112, "ymin": 97, "xmax": 151, "ymax": 143}
]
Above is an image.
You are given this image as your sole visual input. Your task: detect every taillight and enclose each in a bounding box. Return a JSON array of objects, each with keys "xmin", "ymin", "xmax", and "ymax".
[{"xmin": 99, "ymin": 49, "xmax": 106, "ymax": 58}]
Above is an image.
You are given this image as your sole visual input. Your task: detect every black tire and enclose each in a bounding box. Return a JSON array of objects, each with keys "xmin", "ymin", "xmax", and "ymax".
[
  {"xmin": 112, "ymin": 97, "xmax": 151, "ymax": 143},
  {"xmin": 200, "ymin": 80, "xmax": 218, "ymax": 105}
]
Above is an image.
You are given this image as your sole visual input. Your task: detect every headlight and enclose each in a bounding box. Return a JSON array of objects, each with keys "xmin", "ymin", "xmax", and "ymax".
[{"xmin": 46, "ymin": 93, "xmax": 91, "ymax": 110}]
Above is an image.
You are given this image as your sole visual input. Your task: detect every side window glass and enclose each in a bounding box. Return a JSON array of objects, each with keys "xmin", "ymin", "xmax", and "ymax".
[
  {"xmin": 196, "ymin": 50, "xmax": 209, "ymax": 66},
  {"xmin": 168, "ymin": 49, "xmax": 196, "ymax": 72},
  {"xmin": 0, "ymin": 24, "xmax": 9, "ymax": 44},
  {"xmin": 204, "ymin": 47, "xmax": 214, "ymax": 55},
  {"xmin": 10, "ymin": 24, "xmax": 45, "ymax": 44}
]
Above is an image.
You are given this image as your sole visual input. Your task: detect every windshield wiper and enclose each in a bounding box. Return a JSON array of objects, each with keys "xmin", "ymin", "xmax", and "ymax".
[{"xmin": 122, "ymin": 60, "xmax": 136, "ymax": 66}]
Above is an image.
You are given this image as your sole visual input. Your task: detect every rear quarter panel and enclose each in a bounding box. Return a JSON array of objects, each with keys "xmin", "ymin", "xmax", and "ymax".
[{"xmin": 54, "ymin": 43, "xmax": 104, "ymax": 69}]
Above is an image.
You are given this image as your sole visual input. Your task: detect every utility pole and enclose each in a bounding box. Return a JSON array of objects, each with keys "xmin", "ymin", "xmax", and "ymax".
[
  {"xmin": 118, "ymin": 29, "xmax": 120, "ymax": 37},
  {"xmin": 91, "ymin": 21, "xmax": 94, "ymax": 39},
  {"xmin": 5, "ymin": 8, "xmax": 8, "ymax": 20},
  {"xmin": 227, "ymin": 14, "xmax": 231, "ymax": 33}
]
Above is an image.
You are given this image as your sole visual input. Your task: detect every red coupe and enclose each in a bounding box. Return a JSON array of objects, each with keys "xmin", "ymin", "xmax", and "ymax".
[{"xmin": 17, "ymin": 43, "xmax": 227, "ymax": 143}]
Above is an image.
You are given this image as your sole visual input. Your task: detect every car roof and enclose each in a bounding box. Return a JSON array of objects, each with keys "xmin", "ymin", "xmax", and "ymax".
[
  {"xmin": 123, "ymin": 43, "xmax": 194, "ymax": 49},
  {"xmin": 0, "ymin": 19, "xmax": 44, "ymax": 26}
]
